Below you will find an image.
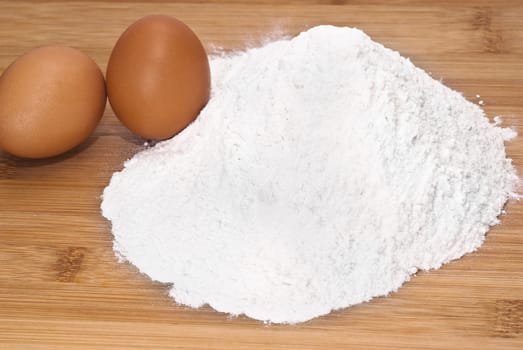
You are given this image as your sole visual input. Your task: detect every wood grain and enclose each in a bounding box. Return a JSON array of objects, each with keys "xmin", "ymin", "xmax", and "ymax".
[{"xmin": 1, "ymin": 1, "xmax": 522, "ymax": 349}]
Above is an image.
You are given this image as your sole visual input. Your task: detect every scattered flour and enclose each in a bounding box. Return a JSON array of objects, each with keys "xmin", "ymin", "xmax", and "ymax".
[{"xmin": 101, "ymin": 25, "xmax": 519, "ymax": 324}]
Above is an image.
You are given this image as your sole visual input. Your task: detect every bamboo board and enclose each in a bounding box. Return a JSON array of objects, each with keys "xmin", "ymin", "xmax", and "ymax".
[{"xmin": 1, "ymin": 1, "xmax": 522, "ymax": 349}]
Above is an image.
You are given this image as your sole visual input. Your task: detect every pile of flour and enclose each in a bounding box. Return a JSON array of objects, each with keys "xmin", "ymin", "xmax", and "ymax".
[{"xmin": 101, "ymin": 25, "xmax": 518, "ymax": 324}]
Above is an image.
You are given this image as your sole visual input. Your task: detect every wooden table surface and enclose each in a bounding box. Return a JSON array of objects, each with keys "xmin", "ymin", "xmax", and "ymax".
[{"xmin": 1, "ymin": 1, "xmax": 523, "ymax": 349}]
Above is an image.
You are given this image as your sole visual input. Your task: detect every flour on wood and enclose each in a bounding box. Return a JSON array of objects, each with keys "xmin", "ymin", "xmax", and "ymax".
[{"xmin": 101, "ymin": 25, "xmax": 519, "ymax": 323}]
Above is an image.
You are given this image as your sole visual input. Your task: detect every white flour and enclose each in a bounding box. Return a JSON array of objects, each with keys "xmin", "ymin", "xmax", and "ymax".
[{"xmin": 101, "ymin": 25, "xmax": 518, "ymax": 324}]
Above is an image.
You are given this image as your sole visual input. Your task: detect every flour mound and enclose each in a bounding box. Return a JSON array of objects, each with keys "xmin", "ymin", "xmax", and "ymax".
[{"xmin": 101, "ymin": 25, "xmax": 518, "ymax": 324}]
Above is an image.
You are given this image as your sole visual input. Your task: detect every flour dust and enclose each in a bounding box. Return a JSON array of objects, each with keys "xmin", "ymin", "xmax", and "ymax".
[{"xmin": 101, "ymin": 25, "xmax": 518, "ymax": 324}]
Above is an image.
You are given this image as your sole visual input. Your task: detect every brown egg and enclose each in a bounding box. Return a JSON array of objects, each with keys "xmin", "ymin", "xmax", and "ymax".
[
  {"xmin": 106, "ymin": 15, "xmax": 211, "ymax": 140},
  {"xmin": 0, "ymin": 46, "xmax": 106, "ymax": 159}
]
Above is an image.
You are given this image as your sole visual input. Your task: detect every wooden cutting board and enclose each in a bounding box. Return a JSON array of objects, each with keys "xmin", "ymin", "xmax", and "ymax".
[{"xmin": 1, "ymin": 1, "xmax": 522, "ymax": 349}]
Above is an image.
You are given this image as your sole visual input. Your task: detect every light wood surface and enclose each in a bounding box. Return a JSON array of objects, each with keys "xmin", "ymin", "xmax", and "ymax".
[{"xmin": 1, "ymin": 1, "xmax": 523, "ymax": 349}]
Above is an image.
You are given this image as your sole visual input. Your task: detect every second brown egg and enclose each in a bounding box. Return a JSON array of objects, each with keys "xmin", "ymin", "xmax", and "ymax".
[{"xmin": 106, "ymin": 15, "xmax": 211, "ymax": 140}]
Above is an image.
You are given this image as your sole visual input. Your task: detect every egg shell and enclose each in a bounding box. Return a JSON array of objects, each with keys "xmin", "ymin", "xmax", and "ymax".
[
  {"xmin": 106, "ymin": 15, "xmax": 211, "ymax": 140},
  {"xmin": 0, "ymin": 46, "xmax": 106, "ymax": 159}
]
